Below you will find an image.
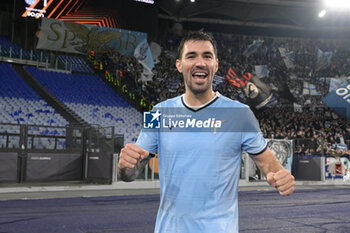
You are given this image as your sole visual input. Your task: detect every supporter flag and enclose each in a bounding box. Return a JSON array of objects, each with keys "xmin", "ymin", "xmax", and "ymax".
[
  {"xmin": 225, "ymin": 67, "xmax": 250, "ymax": 88},
  {"xmin": 329, "ymin": 77, "xmax": 350, "ymax": 93},
  {"xmin": 316, "ymin": 48, "xmax": 333, "ymax": 71},
  {"xmin": 278, "ymin": 48, "xmax": 295, "ymax": 69},
  {"xmin": 334, "ymin": 144, "xmax": 348, "ymax": 153},
  {"xmin": 254, "ymin": 65, "xmax": 269, "ymax": 78},
  {"xmin": 243, "ymin": 75, "xmax": 273, "ymax": 109},
  {"xmin": 243, "ymin": 40, "xmax": 264, "ymax": 57},
  {"xmin": 140, "ymin": 69, "xmax": 154, "ymax": 82},
  {"xmin": 244, "ymin": 139, "xmax": 293, "ymax": 176},
  {"xmin": 150, "ymin": 42, "xmax": 162, "ymax": 64},
  {"xmin": 37, "ymin": 18, "xmax": 147, "ymax": 55},
  {"xmin": 134, "ymin": 38, "xmax": 155, "ymax": 73},
  {"xmin": 225, "ymin": 67, "xmax": 272, "ymax": 109},
  {"xmin": 303, "ymin": 82, "xmax": 320, "ymax": 95},
  {"xmin": 289, "ymin": 73, "xmax": 297, "ymax": 80},
  {"xmin": 293, "ymin": 103, "xmax": 303, "ymax": 113},
  {"xmin": 212, "ymin": 74, "xmax": 225, "ymax": 89},
  {"xmin": 273, "ymin": 68, "xmax": 297, "ymax": 102},
  {"xmin": 269, "ymin": 83, "xmax": 278, "ymax": 91},
  {"xmin": 322, "ymin": 83, "xmax": 350, "ymax": 119},
  {"xmin": 237, "ymin": 92, "xmax": 246, "ymax": 102},
  {"xmin": 168, "ymin": 80, "xmax": 179, "ymax": 93},
  {"xmin": 265, "ymin": 95, "xmax": 278, "ymax": 107}
]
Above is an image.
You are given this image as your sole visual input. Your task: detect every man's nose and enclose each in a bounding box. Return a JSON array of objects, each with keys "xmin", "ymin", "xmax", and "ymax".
[{"xmin": 194, "ymin": 57, "xmax": 206, "ymax": 67}]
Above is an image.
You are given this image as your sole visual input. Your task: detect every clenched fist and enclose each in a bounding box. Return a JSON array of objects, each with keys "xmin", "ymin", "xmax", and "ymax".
[
  {"xmin": 267, "ymin": 169, "xmax": 295, "ymax": 196},
  {"xmin": 118, "ymin": 143, "xmax": 150, "ymax": 170}
]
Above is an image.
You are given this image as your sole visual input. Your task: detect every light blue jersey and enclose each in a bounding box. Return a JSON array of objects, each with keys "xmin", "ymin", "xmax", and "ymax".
[{"xmin": 136, "ymin": 93, "xmax": 267, "ymax": 233}]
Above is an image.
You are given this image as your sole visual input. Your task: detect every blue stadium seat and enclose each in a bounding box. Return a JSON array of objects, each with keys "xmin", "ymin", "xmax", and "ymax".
[
  {"xmin": 25, "ymin": 66, "xmax": 142, "ymax": 145},
  {"xmin": 0, "ymin": 63, "xmax": 68, "ymax": 127}
]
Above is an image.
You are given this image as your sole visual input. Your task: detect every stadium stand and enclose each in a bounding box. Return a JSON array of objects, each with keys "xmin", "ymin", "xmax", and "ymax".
[
  {"xmin": 97, "ymin": 31, "xmax": 350, "ymax": 156},
  {"xmin": 58, "ymin": 55, "xmax": 94, "ymax": 74},
  {"xmin": 25, "ymin": 66, "xmax": 142, "ymax": 144},
  {"xmin": 0, "ymin": 0, "xmax": 349, "ymax": 184},
  {"xmin": 0, "ymin": 62, "xmax": 69, "ymax": 149},
  {"xmin": 0, "ymin": 35, "xmax": 45, "ymax": 61},
  {"xmin": 0, "ymin": 63, "xmax": 68, "ymax": 127}
]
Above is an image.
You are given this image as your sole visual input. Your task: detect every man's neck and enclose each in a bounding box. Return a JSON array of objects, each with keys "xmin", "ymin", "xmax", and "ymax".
[{"xmin": 183, "ymin": 90, "xmax": 216, "ymax": 107}]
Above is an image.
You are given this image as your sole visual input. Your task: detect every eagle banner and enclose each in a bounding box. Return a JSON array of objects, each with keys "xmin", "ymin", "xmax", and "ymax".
[
  {"xmin": 37, "ymin": 18, "xmax": 147, "ymax": 55},
  {"xmin": 244, "ymin": 139, "xmax": 293, "ymax": 179}
]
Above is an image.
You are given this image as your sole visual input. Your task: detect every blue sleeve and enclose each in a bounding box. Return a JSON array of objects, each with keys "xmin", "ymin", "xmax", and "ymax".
[
  {"xmin": 135, "ymin": 129, "xmax": 158, "ymax": 154},
  {"xmin": 241, "ymin": 108, "xmax": 267, "ymax": 155}
]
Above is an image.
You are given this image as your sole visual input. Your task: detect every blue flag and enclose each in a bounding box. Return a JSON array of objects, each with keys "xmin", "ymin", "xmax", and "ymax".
[
  {"xmin": 322, "ymin": 83, "xmax": 350, "ymax": 118},
  {"xmin": 316, "ymin": 48, "xmax": 333, "ymax": 71},
  {"xmin": 134, "ymin": 39, "xmax": 154, "ymax": 72},
  {"xmin": 212, "ymin": 74, "xmax": 225, "ymax": 89},
  {"xmin": 243, "ymin": 40, "xmax": 264, "ymax": 57},
  {"xmin": 254, "ymin": 65, "xmax": 269, "ymax": 78},
  {"xmin": 278, "ymin": 48, "xmax": 295, "ymax": 69},
  {"xmin": 303, "ymin": 82, "xmax": 320, "ymax": 96}
]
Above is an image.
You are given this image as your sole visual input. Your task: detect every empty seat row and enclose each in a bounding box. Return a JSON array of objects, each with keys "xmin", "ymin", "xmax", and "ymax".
[{"xmin": 26, "ymin": 66, "xmax": 142, "ymax": 144}]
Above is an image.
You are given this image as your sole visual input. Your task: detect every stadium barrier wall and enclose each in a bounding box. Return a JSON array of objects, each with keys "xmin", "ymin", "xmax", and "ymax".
[{"xmin": 0, "ymin": 123, "xmax": 116, "ymax": 184}]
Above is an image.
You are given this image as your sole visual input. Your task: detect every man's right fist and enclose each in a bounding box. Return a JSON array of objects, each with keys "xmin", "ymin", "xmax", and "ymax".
[{"xmin": 118, "ymin": 143, "xmax": 149, "ymax": 170}]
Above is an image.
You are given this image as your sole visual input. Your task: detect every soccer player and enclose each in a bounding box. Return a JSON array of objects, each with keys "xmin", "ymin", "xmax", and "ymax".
[{"xmin": 118, "ymin": 31, "xmax": 295, "ymax": 233}]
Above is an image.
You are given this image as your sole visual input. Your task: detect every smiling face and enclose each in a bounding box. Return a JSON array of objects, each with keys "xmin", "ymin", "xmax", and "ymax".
[{"xmin": 176, "ymin": 40, "xmax": 218, "ymax": 96}]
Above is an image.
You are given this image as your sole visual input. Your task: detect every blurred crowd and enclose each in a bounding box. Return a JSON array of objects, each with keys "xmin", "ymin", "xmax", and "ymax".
[{"xmin": 100, "ymin": 31, "xmax": 350, "ymax": 156}]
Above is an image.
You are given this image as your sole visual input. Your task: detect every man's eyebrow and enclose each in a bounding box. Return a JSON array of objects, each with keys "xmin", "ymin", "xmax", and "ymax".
[
  {"xmin": 203, "ymin": 51, "xmax": 214, "ymax": 56},
  {"xmin": 184, "ymin": 51, "xmax": 214, "ymax": 56},
  {"xmin": 184, "ymin": 51, "xmax": 197, "ymax": 56}
]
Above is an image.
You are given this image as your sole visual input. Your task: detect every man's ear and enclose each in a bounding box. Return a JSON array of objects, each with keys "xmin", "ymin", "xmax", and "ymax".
[
  {"xmin": 176, "ymin": 59, "xmax": 182, "ymax": 73},
  {"xmin": 215, "ymin": 58, "xmax": 219, "ymax": 72}
]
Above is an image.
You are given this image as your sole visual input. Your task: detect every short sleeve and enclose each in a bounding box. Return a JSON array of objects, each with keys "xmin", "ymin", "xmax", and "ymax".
[
  {"xmin": 241, "ymin": 108, "xmax": 267, "ymax": 155},
  {"xmin": 135, "ymin": 129, "xmax": 158, "ymax": 154}
]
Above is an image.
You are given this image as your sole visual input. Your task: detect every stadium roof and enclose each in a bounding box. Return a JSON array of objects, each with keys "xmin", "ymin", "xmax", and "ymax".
[{"xmin": 158, "ymin": 0, "xmax": 350, "ymax": 33}]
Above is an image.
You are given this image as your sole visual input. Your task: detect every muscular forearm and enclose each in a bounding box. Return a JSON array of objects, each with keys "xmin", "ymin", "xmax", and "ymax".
[
  {"xmin": 250, "ymin": 148, "xmax": 284, "ymax": 177},
  {"xmin": 251, "ymin": 147, "xmax": 295, "ymax": 196},
  {"xmin": 118, "ymin": 157, "xmax": 150, "ymax": 182},
  {"xmin": 255, "ymin": 156, "xmax": 283, "ymax": 177}
]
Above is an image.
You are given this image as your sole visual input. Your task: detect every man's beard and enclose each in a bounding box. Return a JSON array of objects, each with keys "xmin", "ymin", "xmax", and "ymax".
[{"xmin": 185, "ymin": 77, "xmax": 212, "ymax": 95}]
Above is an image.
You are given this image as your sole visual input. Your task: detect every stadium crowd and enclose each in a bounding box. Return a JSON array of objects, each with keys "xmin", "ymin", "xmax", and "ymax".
[{"xmin": 100, "ymin": 30, "xmax": 350, "ymax": 156}]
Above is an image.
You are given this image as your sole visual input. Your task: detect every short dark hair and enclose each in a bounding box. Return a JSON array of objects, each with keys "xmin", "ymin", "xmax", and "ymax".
[{"xmin": 177, "ymin": 31, "xmax": 217, "ymax": 59}]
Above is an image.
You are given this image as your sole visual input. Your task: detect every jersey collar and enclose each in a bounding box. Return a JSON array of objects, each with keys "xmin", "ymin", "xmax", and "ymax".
[{"xmin": 181, "ymin": 92, "xmax": 220, "ymax": 112}]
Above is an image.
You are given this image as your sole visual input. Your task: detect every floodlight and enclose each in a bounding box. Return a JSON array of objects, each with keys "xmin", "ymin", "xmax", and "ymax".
[
  {"xmin": 324, "ymin": 0, "xmax": 350, "ymax": 9},
  {"xmin": 318, "ymin": 9, "xmax": 327, "ymax": 18}
]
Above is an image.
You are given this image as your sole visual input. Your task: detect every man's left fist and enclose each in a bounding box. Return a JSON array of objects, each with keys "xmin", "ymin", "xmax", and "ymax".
[{"xmin": 266, "ymin": 169, "xmax": 295, "ymax": 196}]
